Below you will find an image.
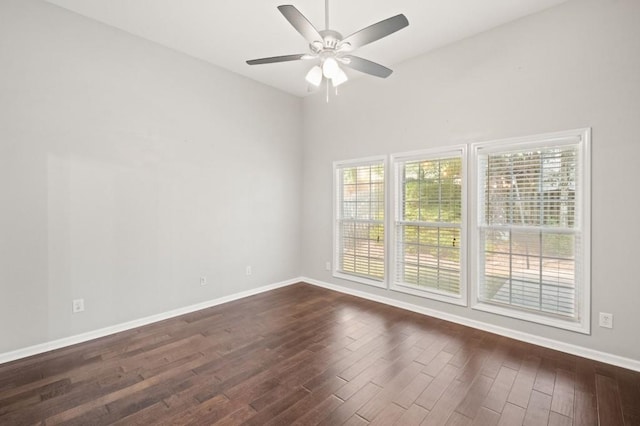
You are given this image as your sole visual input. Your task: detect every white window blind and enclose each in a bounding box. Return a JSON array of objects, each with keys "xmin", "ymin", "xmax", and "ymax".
[
  {"xmin": 472, "ymin": 129, "xmax": 590, "ymax": 332},
  {"xmin": 334, "ymin": 158, "xmax": 385, "ymax": 286},
  {"xmin": 392, "ymin": 148, "xmax": 466, "ymax": 304}
]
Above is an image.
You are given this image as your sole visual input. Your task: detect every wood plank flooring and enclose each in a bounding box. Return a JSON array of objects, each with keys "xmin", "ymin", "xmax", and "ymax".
[{"xmin": 1, "ymin": 283, "xmax": 639, "ymax": 425}]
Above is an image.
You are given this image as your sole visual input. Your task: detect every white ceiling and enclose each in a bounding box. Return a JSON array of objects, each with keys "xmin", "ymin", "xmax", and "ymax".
[{"xmin": 44, "ymin": 0, "xmax": 568, "ymax": 97}]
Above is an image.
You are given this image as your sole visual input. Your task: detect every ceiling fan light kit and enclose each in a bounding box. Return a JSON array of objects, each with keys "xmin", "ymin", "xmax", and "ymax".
[{"xmin": 246, "ymin": 0, "xmax": 409, "ymax": 96}]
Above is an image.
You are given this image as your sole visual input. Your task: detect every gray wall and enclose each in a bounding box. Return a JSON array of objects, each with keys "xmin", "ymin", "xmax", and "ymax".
[
  {"xmin": 0, "ymin": 0, "xmax": 302, "ymax": 353},
  {"xmin": 2, "ymin": 0, "xmax": 639, "ymax": 364},
  {"xmin": 302, "ymin": 0, "xmax": 640, "ymax": 361}
]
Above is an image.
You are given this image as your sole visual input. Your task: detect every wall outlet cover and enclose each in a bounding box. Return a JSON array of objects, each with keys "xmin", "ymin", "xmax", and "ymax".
[
  {"xmin": 599, "ymin": 312, "xmax": 613, "ymax": 329},
  {"xmin": 72, "ymin": 299, "xmax": 85, "ymax": 313}
]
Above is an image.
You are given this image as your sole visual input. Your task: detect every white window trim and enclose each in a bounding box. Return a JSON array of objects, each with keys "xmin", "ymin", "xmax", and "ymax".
[
  {"xmin": 390, "ymin": 145, "xmax": 468, "ymax": 306},
  {"xmin": 469, "ymin": 128, "xmax": 591, "ymax": 334},
  {"xmin": 333, "ymin": 155, "xmax": 388, "ymax": 289}
]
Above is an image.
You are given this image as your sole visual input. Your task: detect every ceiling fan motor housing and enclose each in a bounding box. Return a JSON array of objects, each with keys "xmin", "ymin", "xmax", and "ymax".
[{"xmin": 317, "ymin": 29, "xmax": 344, "ymax": 50}]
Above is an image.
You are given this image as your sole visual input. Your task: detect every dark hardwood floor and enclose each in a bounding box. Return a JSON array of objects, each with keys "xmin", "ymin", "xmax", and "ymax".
[{"xmin": 1, "ymin": 283, "xmax": 638, "ymax": 425}]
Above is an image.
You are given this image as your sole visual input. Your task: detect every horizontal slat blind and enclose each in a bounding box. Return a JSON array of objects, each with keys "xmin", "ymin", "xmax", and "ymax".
[
  {"xmin": 477, "ymin": 143, "xmax": 582, "ymax": 319},
  {"xmin": 335, "ymin": 161, "xmax": 385, "ymax": 281},
  {"xmin": 394, "ymin": 155, "xmax": 463, "ymax": 297}
]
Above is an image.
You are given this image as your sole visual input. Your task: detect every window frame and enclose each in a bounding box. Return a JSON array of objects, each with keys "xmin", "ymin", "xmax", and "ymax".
[
  {"xmin": 469, "ymin": 128, "xmax": 591, "ymax": 334},
  {"xmin": 333, "ymin": 156, "xmax": 388, "ymax": 289},
  {"xmin": 390, "ymin": 146, "xmax": 468, "ymax": 305}
]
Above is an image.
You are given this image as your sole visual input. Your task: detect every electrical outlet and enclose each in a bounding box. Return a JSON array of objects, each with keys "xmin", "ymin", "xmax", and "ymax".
[
  {"xmin": 325, "ymin": 261, "xmax": 331, "ymax": 271},
  {"xmin": 245, "ymin": 266, "xmax": 252, "ymax": 276},
  {"xmin": 599, "ymin": 312, "xmax": 613, "ymax": 329},
  {"xmin": 200, "ymin": 276, "xmax": 207, "ymax": 286},
  {"xmin": 72, "ymin": 298, "xmax": 85, "ymax": 313}
]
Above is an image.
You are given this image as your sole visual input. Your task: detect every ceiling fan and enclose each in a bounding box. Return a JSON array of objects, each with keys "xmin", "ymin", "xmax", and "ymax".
[{"xmin": 246, "ymin": 0, "xmax": 409, "ymax": 90}]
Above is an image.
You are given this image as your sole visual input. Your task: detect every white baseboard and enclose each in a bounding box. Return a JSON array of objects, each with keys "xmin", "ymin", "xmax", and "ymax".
[
  {"xmin": 301, "ymin": 277, "xmax": 640, "ymax": 373},
  {"xmin": 3, "ymin": 276, "xmax": 639, "ymax": 373},
  {"xmin": 0, "ymin": 278, "xmax": 299, "ymax": 365}
]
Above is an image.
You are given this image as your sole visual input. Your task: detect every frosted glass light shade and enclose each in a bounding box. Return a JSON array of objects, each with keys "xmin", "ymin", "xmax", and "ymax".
[
  {"xmin": 322, "ymin": 57, "xmax": 340, "ymax": 79},
  {"xmin": 332, "ymin": 68, "xmax": 348, "ymax": 87},
  {"xmin": 305, "ymin": 65, "xmax": 322, "ymax": 86}
]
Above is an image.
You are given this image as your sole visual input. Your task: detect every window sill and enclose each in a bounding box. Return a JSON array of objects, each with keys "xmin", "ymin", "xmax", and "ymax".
[
  {"xmin": 472, "ymin": 301, "xmax": 590, "ymax": 334},
  {"xmin": 333, "ymin": 271, "xmax": 386, "ymax": 289},
  {"xmin": 391, "ymin": 282, "xmax": 467, "ymax": 307}
]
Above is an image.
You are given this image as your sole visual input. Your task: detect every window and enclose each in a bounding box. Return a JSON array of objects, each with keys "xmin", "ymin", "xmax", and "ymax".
[
  {"xmin": 333, "ymin": 157, "xmax": 386, "ymax": 287},
  {"xmin": 471, "ymin": 129, "xmax": 591, "ymax": 333},
  {"xmin": 391, "ymin": 147, "xmax": 467, "ymax": 305}
]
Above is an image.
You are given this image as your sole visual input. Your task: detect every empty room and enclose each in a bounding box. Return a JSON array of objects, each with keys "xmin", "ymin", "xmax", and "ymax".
[{"xmin": 1, "ymin": 0, "xmax": 639, "ymax": 424}]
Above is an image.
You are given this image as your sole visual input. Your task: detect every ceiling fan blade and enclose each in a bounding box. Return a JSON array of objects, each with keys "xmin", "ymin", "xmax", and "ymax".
[
  {"xmin": 342, "ymin": 55, "xmax": 393, "ymax": 78},
  {"xmin": 278, "ymin": 5, "xmax": 323, "ymax": 44},
  {"xmin": 246, "ymin": 53, "xmax": 308, "ymax": 65},
  {"xmin": 341, "ymin": 14, "xmax": 409, "ymax": 49}
]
